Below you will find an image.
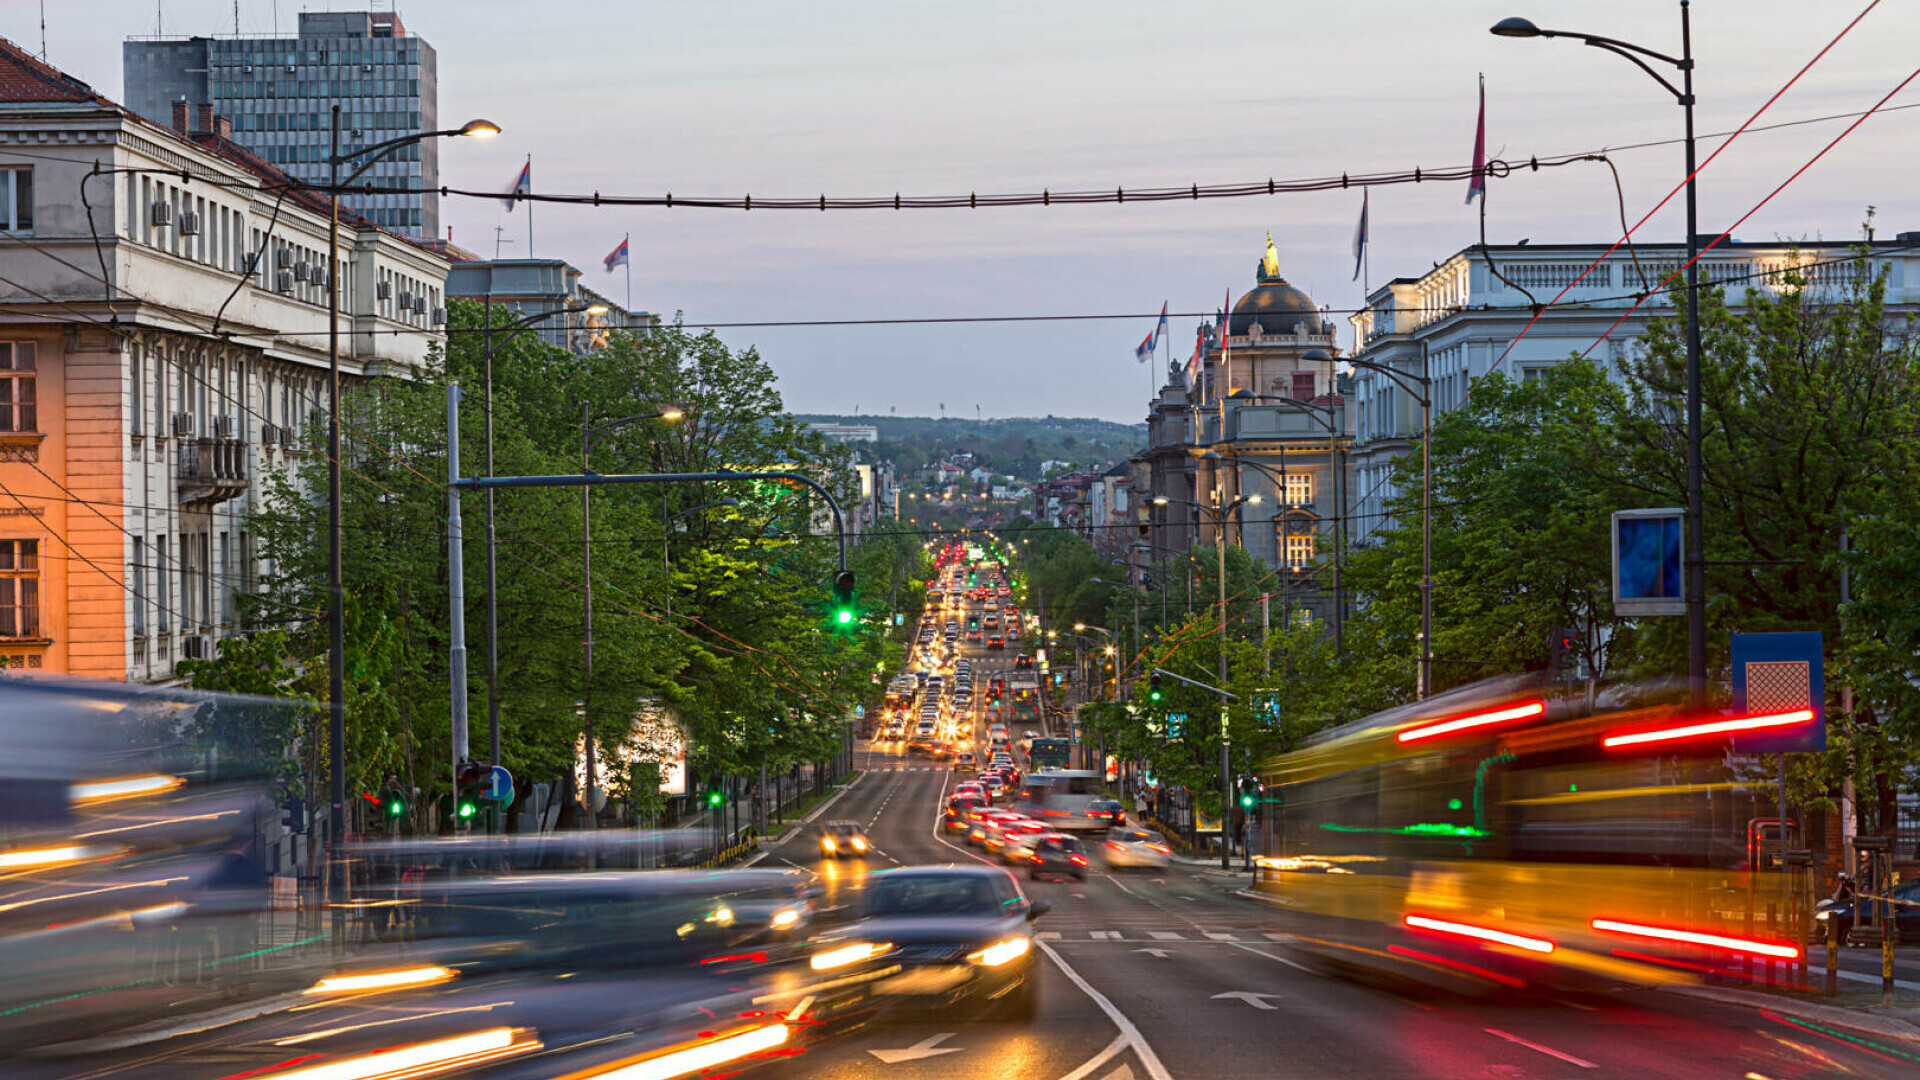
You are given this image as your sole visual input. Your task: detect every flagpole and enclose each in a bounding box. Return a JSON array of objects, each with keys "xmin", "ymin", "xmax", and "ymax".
[
  {"xmin": 623, "ymin": 232, "xmax": 632, "ymax": 314},
  {"xmin": 525, "ymin": 154, "xmax": 534, "ymax": 258}
]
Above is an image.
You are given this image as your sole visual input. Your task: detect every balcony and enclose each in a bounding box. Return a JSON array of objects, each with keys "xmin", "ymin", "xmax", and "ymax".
[{"xmin": 178, "ymin": 438, "xmax": 248, "ymax": 505}]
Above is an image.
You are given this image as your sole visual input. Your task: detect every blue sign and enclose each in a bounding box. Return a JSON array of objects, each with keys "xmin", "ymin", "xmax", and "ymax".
[
  {"xmin": 1730, "ymin": 631, "xmax": 1825, "ymax": 753},
  {"xmin": 486, "ymin": 765, "xmax": 514, "ymax": 804},
  {"xmin": 1612, "ymin": 509, "xmax": 1684, "ymax": 616},
  {"xmin": 1167, "ymin": 712, "xmax": 1187, "ymax": 740}
]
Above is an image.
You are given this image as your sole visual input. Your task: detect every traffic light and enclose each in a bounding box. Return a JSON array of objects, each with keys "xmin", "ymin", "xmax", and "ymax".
[
  {"xmin": 1237, "ymin": 776, "xmax": 1263, "ymax": 811},
  {"xmin": 384, "ymin": 787, "xmax": 407, "ymax": 819},
  {"xmin": 455, "ymin": 760, "xmax": 489, "ymax": 822},
  {"xmin": 279, "ymin": 796, "xmax": 307, "ymax": 835},
  {"xmin": 831, "ymin": 570, "xmax": 858, "ymax": 627},
  {"xmin": 706, "ymin": 787, "xmax": 725, "ymax": 809},
  {"xmin": 1549, "ymin": 626, "xmax": 1582, "ymax": 676},
  {"xmin": 1149, "ymin": 673, "xmax": 1163, "ymax": 703}
]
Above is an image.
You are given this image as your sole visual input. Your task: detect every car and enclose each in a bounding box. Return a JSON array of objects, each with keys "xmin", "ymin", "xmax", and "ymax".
[
  {"xmin": 1087, "ymin": 799, "xmax": 1127, "ymax": 830},
  {"xmin": 820, "ymin": 821, "xmax": 871, "ymax": 859},
  {"xmin": 987, "ymin": 636, "xmax": 1005, "ymax": 650},
  {"xmin": 967, "ymin": 630, "xmax": 983, "ymax": 643},
  {"xmin": 804, "ymin": 866, "xmax": 1047, "ymax": 1019},
  {"xmin": 1027, "ymin": 834, "xmax": 1090, "ymax": 881},
  {"xmin": 945, "ymin": 794, "xmax": 987, "ymax": 832},
  {"xmin": 981, "ymin": 814, "xmax": 1037, "ymax": 857},
  {"xmin": 954, "ymin": 751, "xmax": 977, "ymax": 772},
  {"xmin": 1816, "ymin": 880, "xmax": 1920, "ymax": 944},
  {"xmin": 953, "ymin": 781, "xmax": 988, "ymax": 800},
  {"xmin": 968, "ymin": 809, "xmax": 1022, "ymax": 847},
  {"xmin": 998, "ymin": 819, "xmax": 1052, "ymax": 864},
  {"xmin": 1014, "ymin": 655, "xmax": 1035, "ymax": 670},
  {"xmin": 1102, "ymin": 827, "xmax": 1172, "ymax": 870}
]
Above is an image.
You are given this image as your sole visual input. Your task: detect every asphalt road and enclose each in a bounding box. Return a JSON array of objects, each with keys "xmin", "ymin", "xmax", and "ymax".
[{"xmin": 755, "ymin": 633, "xmax": 1920, "ymax": 1080}]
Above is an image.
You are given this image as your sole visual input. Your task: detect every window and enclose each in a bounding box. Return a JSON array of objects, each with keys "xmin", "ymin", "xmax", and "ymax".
[
  {"xmin": 132, "ymin": 537, "xmax": 147, "ymax": 637},
  {"xmin": 130, "ymin": 344, "xmax": 143, "ymax": 436},
  {"xmin": 1285, "ymin": 473, "xmax": 1312, "ymax": 507},
  {"xmin": 0, "ymin": 539, "xmax": 40, "ymax": 639},
  {"xmin": 0, "ymin": 342, "xmax": 36, "ymax": 432},
  {"xmin": 0, "ymin": 169, "xmax": 31, "ymax": 233},
  {"xmin": 1284, "ymin": 533, "xmax": 1315, "ymax": 570},
  {"xmin": 156, "ymin": 535, "xmax": 170, "ymax": 633},
  {"xmin": 1292, "ymin": 370, "xmax": 1315, "ymax": 401}
]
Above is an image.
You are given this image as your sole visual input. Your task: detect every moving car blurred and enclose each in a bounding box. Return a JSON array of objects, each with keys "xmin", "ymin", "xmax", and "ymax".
[
  {"xmin": 805, "ymin": 866, "xmax": 1047, "ymax": 1019},
  {"xmin": 1102, "ymin": 827, "xmax": 1172, "ymax": 870},
  {"xmin": 1087, "ymin": 798, "xmax": 1127, "ymax": 830},
  {"xmin": 820, "ymin": 821, "xmax": 870, "ymax": 859},
  {"xmin": 1027, "ymin": 834, "xmax": 1090, "ymax": 881}
]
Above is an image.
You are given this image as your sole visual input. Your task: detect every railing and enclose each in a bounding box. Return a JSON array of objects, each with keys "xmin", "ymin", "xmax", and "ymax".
[{"xmin": 178, "ymin": 438, "xmax": 248, "ymax": 503}]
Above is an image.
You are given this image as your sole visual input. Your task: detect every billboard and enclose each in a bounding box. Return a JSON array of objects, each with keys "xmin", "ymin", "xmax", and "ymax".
[{"xmin": 1612, "ymin": 508, "xmax": 1684, "ymax": 616}]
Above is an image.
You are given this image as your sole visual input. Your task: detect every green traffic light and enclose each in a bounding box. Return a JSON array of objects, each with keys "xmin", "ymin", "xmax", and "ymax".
[
  {"xmin": 1240, "ymin": 795, "xmax": 1255, "ymax": 808},
  {"xmin": 387, "ymin": 799, "xmax": 404, "ymax": 817},
  {"xmin": 835, "ymin": 607, "xmax": 855, "ymax": 626},
  {"xmin": 457, "ymin": 799, "xmax": 477, "ymax": 819},
  {"xmin": 707, "ymin": 791, "xmax": 723, "ymax": 807}
]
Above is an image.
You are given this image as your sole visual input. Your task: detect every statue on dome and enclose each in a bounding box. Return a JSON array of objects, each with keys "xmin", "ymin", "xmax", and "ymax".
[{"xmin": 1260, "ymin": 232, "xmax": 1282, "ymax": 281}]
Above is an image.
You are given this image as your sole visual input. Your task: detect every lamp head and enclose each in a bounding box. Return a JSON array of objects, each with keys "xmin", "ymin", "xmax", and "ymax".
[
  {"xmin": 658, "ymin": 407, "xmax": 686, "ymax": 422},
  {"xmin": 1152, "ymin": 496, "xmax": 1170, "ymax": 506},
  {"xmin": 1200, "ymin": 450, "xmax": 1221, "ymax": 461},
  {"xmin": 1226, "ymin": 387, "xmax": 1254, "ymax": 400},
  {"xmin": 584, "ymin": 303, "xmax": 611, "ymax": 317},
  {"xmin": 1073, "ymin": 623, "xmax": 1087, "ymax": 632},
  {"xmin": 457, "ymin": 119, "xmax": 502, "ymax": 138},
  {"xmin": 1301, "ymin": 348, "xmax": 1333, "ymax": 363},
  {"xmin": 1490, "ymin": 16, "xmax": 1544, "ymax": 37}
]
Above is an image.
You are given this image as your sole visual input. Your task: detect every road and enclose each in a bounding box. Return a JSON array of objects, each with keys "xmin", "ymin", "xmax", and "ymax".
[{"xmin": 753, "ymin": 626, "xmax": 1919, "ymax": 1080}]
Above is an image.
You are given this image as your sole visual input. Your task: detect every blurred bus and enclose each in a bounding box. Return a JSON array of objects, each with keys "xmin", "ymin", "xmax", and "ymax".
[
  {"xmin": 1256, "ymin": 675, "xmax": 1802, "ymax": 993},
  {"xmin": 1014, "ymin": 769, "xmax": 1103, "ymax": 832},
  {"xmin": 1027, "ymin": 736, "xmax": 1071, "ymax": 770}
]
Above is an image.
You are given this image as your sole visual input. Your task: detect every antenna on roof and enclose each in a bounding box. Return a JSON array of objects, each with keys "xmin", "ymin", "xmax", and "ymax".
[{"xmin": 39, "ymin": 0, "xmax": 46, "ymax": 59}]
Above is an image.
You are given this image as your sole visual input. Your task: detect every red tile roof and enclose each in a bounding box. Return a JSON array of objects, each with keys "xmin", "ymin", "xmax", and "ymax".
[{"xmin": 0, "ymin": 35, "xmax": 114, "ymax": 105}]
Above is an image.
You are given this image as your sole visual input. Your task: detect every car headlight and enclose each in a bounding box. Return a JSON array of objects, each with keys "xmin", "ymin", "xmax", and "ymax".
[
  {"xmin": 851, "ymin": 838, "xmax": 868, "ymax": 851},
  {"xmin": 967, "ymin": 937, "xmax": 1032, "ymax": 967},
  {"xmin": 1815, "ymin": 910, "xmax": 1831, "ymax": 921},
  {"xmin": 771, "ymin": 908, "xmax": 802, "ymax": 929},
  {"xmin": 811, "ymin": 942, "xmax": 891, "ymax": 971},
  {"xmin": 822, "ymin": 838, "xmax": 837, "ymax": 852}
]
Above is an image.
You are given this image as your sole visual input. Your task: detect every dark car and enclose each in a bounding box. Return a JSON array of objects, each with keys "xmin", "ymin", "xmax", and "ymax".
[
  {"xmin": 808, "ymin": 866, "xmax": 1047, "ymax": 1019},
  {"xmin": 1027, "ymin": 834, "xmax": 1089, "ymax": 881},
  {"xmin": 819, "ymin": 821, "xmax": 870, "ymax": 859},
  {"xmin": 1817, "ymin": 880, "xmax": 1920, "ymax": 944},
  {"xmin": 1087, "ymin": 799, "xmax": 1127, "ymax": 830}
]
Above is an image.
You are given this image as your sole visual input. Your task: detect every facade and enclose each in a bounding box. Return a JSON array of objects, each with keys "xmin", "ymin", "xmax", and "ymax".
[
  {"xmin": 1345, "ymin": 239, "xmax": 1920, "ymax": 544},
  {"xmin": 0, "ymin": 40, "xmax": 447, "ymax": 679},
  {"xmin": 441, "ymin": 253, "xmax": 651, "ymax": 354},
  {"xmin": 125, "ymin": 11, "xmax": 439, "ymax": 236},
  {"xmin": 1128, "ymin": 240, "xmax": 1354, "ymax": 628}
]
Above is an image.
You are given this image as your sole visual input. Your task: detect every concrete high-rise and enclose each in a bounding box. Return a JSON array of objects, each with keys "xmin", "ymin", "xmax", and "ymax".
[{"xmin": 125, "ymin": 11, "xmax": 439, "ymax": 237}]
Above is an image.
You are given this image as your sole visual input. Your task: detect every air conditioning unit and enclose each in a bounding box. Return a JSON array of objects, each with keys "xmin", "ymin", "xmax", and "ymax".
[
  {"xmin": 184, "ymin": 636, "xmax": 208, "ymax": 660},
  {"xmin": 243, "ymin": 65, "xmax": 253, "ymax": 74},
  {"xmin": 292, "ymin": 262, "xmax": 310, "ymax": 283},
  {"xmin": 275, "ymin": 270, "xmax": 294, "ymax": 293},
  {"xmin": 376, "ymin": 281, "xmax": 392, "ymax": 300},
  {"xmin": 432, "ymin": 307, "xmax": 447, "ymax": 324},
  {"xmin": 178, "ymin": 209, "xmax": 201, "ymax": 237},
  {"xmin": 260, "ymin": 423, "xmax": 278, "ymax": 445},
  {"xmin": 149, "ymin": 200, "xmax": 172, "ymax": 228},
  {"xmin": 242, "ymin": 252, "xmax": 260, "ymax": 273},
  {"xmin": 212, "ymin": 416, "xmax": 234, "ymax": 440},
  {"xmin": 276, "ymin": 249, "xmax": 293, "ymax": 268},
  {"xmin": 278, "ymin": 426, "xmax": 294, "ymax": 447},
  {"xmin": 171, "ymin": 412, "xmax": 193, "ymax": 437},
  {"xmin": 412, "ymin": 296, "xmax": 427, "ymax": 314},
  {"xmin": 397, "ymin": 291, "xmax": 412, "ymax": 310}
]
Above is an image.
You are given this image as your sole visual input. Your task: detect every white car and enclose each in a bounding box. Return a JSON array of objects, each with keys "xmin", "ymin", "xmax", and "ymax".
[{"xmin": 1102, "ymin": 828, "xmax": 1172, "ymax": 870}]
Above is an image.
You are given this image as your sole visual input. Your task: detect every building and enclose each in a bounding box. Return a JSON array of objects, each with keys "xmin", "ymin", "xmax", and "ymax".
[
  {"xmin": 440, "ymin": 251, "xmax": 652, "ymax": 354},
  {"xmin": 125, "ymin": 11, "xmax": 439, "ymax": 237},
  {"xmin": 808, "ymin": 423, "xmax": 879, "ymax": 444},
  {"xmin": 1128, "ymin": 237, "xmax": 1354, "ymax": 628},
  {"xmin": 1345, "ymin": 238, "xmax": 1920, "ymax": 543},
  {"xmin": 0, "ymin": 39, "xmax": 447, "ymax": 679}
]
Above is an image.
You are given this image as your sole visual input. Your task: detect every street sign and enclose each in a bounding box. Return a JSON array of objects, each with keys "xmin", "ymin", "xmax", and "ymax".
[
  {"xmin": 854, "ymin": 704, "xmax": 866, "ymax": 719},
  {"xmin": 1730, "ymin": 631, "xmax": 1825, "ymax": 753},
  {"xmin": 486, "ymin": 765, "xmax": 514, "ymax": 804},
  {"xmin": 1611, "ymin": 508, "xmax": 1685, "ymax": 617}
]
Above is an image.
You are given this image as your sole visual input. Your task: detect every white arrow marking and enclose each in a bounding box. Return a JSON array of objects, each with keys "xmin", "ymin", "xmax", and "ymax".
[
  {"xmin": 869, "ymin": 1032, "xmax": 963, "ymax": 1064},
  {"xmin": 1211, "ymin": 991, "xmax": 1282, "ymax": 1010},
  {"xmin": 1134, "ymin": 947, "xmax": 1171, "ymax": 957},
  {"xmin": 1100, "ymin": 1067, "xmax": 1136, "ymax": 1080}
]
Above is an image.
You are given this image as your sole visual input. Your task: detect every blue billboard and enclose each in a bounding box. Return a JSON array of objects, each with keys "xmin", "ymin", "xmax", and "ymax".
[
  {"xmin": 1729, "ymin": 631, "xmax": 1825, "ymax": 754},
  {"xmin": 1612, "ymin": 509, "xmax": 1685, "ymax": 617}
]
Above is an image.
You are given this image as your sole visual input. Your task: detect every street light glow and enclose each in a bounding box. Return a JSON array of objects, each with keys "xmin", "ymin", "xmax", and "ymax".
[{"xmin": 457, "ymin": 118, "xmax": 503, "ymax": 138}]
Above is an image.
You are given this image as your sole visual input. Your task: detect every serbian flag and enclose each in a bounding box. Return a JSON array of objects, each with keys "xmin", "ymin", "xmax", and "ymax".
[
  {"xmin": 604, "ymin": 236, "xmax": 630, "ymax": 273},
  {"xmin": 502, "ymin": 159, "xmax": 531, "ymax": 210},
  {"xmin": 1465, "ymin": 75, "xmax": 1486, "ymax": 205},
  {"xmin": 1184, "ymin": 328, "xmax": 1205, "ymax": 393},
  {"xmin": 1351, "ymin": 189, "xmax": 1369, "ymax": 282}
]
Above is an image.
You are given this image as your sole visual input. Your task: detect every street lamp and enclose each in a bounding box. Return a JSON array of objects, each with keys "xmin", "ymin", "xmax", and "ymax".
[
  {"xmin": 1493, "ymin": 4, "xmax": 1707, "ymax": 708},
  {"xmin": 1155, "ymin": 492, "xmax": 1260, "ymax": 869},
  {"xmin": 323, "ymin": 110, "xmax": 497, "ymax": 864},
  {"xmin": 579, "ymin": 405, "xmax": 683, "ymax": 828},
  {"xmin": 478, "ymin": 302, "xmax": 607, "ymax": 782}
]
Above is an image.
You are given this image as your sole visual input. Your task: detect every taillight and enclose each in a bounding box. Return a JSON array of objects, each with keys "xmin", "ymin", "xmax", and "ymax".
[
  {"xmin": 1070, "ymin": 855, "xmax": 1089, "ymax": 866},
  {"xmin": 1151, "ymin": 844, "xmax": 1171, "ymax": 854},
  {"xmin": 1107, "ymin": 841, "xmax": 1125, "ymax": 851}
]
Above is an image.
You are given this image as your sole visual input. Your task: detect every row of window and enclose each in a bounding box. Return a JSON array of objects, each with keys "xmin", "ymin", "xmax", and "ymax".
[
  {"xmin": 227, "ymin": 112, "xmax": 426, "ymax": 140},
  {"xmin": 212, "ymin": 80, "xmax": 422, "ymax": 99},
  {"xmin": 210, "ymin": 42, "xmax": 422, "ymax": 66},
  {"xmin": 128, "ymin": 531, "xmax": 248, "ymax": 637},
  {"xmin": 128, "ymin": 342, "xmax": 327, "ymax": 444}
]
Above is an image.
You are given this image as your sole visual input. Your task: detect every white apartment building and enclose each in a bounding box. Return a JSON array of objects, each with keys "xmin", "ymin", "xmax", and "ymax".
[
  {"xmin": 0, "ymin": 39, "xmax": 447, "ymax": 680},
  {"xmin": 1344, "ymin": 238, "xmax": 1920, "ymax": 543}
]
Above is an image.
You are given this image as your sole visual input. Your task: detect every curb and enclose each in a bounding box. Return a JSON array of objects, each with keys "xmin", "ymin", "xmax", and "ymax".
[{"xmin": 1661, "ymin": 983, "xmax": 1920, "ymax": 1049}]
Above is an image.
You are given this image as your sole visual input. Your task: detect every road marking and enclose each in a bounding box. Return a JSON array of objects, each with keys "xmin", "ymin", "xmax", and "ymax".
[
  {"xmin": 1483, "ymin": 1028, "xmax": 1598, "ymax": 1069},
  {"xmin": 1035, "ymin": 940, "xmax": 1174, "ymax": 1080},
  {"xmin": 1051, "ymin": 1035, "xmax": 1128, "ymax": 1080},
  {"xmin": 1554, "ymin": 997, "xmax": 1598, "ymax": 1012},
  {"xmin": 1211, "ymin": 991, "xmax": 1282, "ymax": 1010},
  {"xmin": 1148, "ymin": 931, "xmax": 1185, "ymax": 941},
  {"xmin": 1134, "ymin": 948, "xmax": 1171, "ymax": 958},
  {"xmin": 1174, "ymin": 895, "xmax": 1195, "ymax": 902},
  {"xmin": 1099, "ymin": 1068, "xmax": 1135, "ymax": 1080},
  {"xmin": 1231, "ymin": 943, "xmax": 1317, "ymax": 975},
  {"xmin": 1262, "ymin": 932, "xmax": 1293, "ymax": 942},
  {"xmin": 1090, "ymin": 930, "xmax": 1123, "ymax": 940},
  {"xmin": 1203, "ymin": 932, "xmax": 1240, "ymax": 942},
  {"xmin": 1036, "ymin": 931, "xmax": 1061, "ymax": 941},
  {"xmin": 869, "ymin": 1032, "xmax": 963, "ymax": 1064}
]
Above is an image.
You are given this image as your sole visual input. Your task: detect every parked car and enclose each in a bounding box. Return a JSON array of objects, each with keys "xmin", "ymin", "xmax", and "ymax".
[{"xmin": 1817, "ymin": 880, "xmax": 1920, "ymax": 944}]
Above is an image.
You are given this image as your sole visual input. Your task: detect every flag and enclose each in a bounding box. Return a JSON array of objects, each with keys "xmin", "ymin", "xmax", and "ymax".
[
  {"xmin": 1465, "ymin": 75, "xmax": 1486, "ymax": 205},
  {"xmin": 1135, "ymin": 330, "xmax": 1156, "ymax": 364},
  {"xmin": 1184, "ymin": 328, "xmax": 1205, "ymax": 394},
  {"xmin": 1155, "ymin": 301, "xmax": 1169, "ymax": 348},
  {"xmin": 603, "ymin": 236, "xmax": 630, "ymax": 273},
  {"xmin": 1351, "ymin": 189, "xmax": 1369, "ymax": 282},
  {"xmin": 1134, "ymin": 301, "xmax": 1166, "ymax": 363},
  {"xmin": 502, "ymin": 159, "xmax": 531, "ymax": 210}
]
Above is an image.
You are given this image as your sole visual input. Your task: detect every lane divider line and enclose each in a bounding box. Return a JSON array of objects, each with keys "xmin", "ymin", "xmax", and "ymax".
[{"xmin": 1483, "ymin": 1027, "xmax": 1598, "ymax": 1069}]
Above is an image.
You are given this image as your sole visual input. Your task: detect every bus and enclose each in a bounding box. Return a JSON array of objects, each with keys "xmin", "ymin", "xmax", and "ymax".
[
  {"xmin": 1256, "ymin": 673, "xmax": 1802, "ymax": 994},
  {"xmin": 1027, "ymin": 737, "xmax": 1071, "ymax": 771},
  {"xmin": 1014, "ymin": 770, "xmax": 1104, "ymax": 832}
]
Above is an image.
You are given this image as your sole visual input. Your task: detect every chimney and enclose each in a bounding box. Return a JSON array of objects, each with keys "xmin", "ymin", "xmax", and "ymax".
[
  {"xmin": 213, "ymin": 115, "xmax": 232, "ymax": 140},
  {"xmin": 195, "ymin": 103, "xmax": 215, "ymax": 134},
  {"xmin": 170, "ymin": 98, "xmax": 190, "ymax": 133}
]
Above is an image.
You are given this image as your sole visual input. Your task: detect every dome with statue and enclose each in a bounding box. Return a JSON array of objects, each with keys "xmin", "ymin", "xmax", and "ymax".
[{"xmin": 1228, "ymin": 233, "xmax": 1323, "ymax": 338}]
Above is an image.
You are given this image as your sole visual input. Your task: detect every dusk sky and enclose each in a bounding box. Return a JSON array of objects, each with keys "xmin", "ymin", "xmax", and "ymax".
[{"xmin": 20, "ymin": 1, "xmax": 1920, "ymax": 421}]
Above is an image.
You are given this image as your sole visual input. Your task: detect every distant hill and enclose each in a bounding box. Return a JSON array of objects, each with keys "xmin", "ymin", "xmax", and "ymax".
[{"xmin": 798, "ymin": 415, "xmax": 1144, "ymax": 482}]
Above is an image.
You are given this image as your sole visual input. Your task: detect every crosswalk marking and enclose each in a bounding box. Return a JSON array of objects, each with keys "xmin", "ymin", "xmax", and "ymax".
[
  {"xmin": 1148, "ymin": 931, "xmax": 1186, "ymax": 941},
  {"xmin": 1204, "ymin": 932, "xmax": 1240, "ymax": 941},
  {"xmin": 1263, "ymin": 932, "xmax": 1291, "ymax": 942},
  {"xmin": 1036, "ymin": 931, "xmax": 1061, "ymax": 941},
  {"xmin": 1090, "ymin": 930, "xmax": 1123, "ymax": 940}
]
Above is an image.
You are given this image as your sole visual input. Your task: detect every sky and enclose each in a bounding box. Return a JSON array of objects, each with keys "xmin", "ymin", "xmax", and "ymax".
[{"xmin": 14, "ymin": 0, "xmax": 1920, "ymax": 422}]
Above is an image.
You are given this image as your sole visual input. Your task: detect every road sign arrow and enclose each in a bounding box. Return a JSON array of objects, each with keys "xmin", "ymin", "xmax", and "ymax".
[
  {"xmin": 1211, "ymin": 991, "xmax": 1282, "ymax": 1010},
  {"xmin": 1134, "ymin": 947, "xmax": 1171, "ymax": 958},
  {"xmin": 869, "ymin": 1033, "xmax": 963, "ymax": 1063}
]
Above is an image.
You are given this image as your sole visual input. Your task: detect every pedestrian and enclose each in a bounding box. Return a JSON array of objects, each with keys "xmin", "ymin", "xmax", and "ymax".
[{"xmin": 1831, "ymin": 872, "xmax": 1856, "ymax": 904}]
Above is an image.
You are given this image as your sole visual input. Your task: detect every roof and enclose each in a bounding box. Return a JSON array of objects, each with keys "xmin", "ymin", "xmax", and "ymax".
[{"xmin": 0, "ymin": 36, "xmax": 114, "ymax": 105}]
